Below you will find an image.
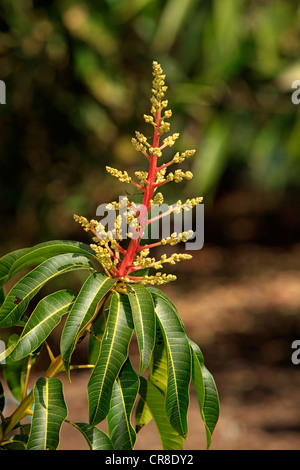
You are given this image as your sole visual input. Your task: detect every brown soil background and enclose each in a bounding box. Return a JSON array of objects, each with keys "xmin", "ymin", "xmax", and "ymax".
[{"xmin": 3, "ymin": 240, "xmax": 300, "ymax": 450}]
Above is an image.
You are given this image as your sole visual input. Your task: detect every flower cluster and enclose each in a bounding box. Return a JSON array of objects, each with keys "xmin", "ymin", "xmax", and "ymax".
[
  {"xmin": 105, "ymin": 166, "xmax": 131, "ymax": 183},
  {"xmin": 74, "ymin": 61, "xmax": 202, "ymax": 285}
]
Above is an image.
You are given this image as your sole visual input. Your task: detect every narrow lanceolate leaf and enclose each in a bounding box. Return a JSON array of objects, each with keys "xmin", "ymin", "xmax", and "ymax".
[
  {"xmin": 0, "ymin": 240, "xmax": 98, "ymax": 287},
  {"xmin": 27, "ymin": 377, "xmax": 68, "ymax": 450},
  {"xmin": 126, "ymin": 284, "xmax": 156, "ymax": 373},
  {"xmin": 88, "ymin": 293, "xmax": 134, "ymax": 426},
  {"xmin": 107, "ymin": 359, "xmax": 139, "ymax": 450},
  {"xmin": 151, "ymin": 291, "xmax": 191, "ymax": 439},
  {"xmin": 69, "ymin": 423, "xmax": 113, "ymax": 450},
  {"xmin": 0, "ymin": 253, "xmax": 95, "ymax": 328},
  {"xmin": 8, "ymin": 290, "xmax": 77, "ymax": 362},
  {"xmin": 61, "ymin": 273, "xmax": 116, "ymax": 377},
  {"xmin": 189, "ymin": 339, "xmax": 220, "ymax": 449},
  {"xmin": 138, "ymin": 377, "xmax": 183, "ymax": 450}
]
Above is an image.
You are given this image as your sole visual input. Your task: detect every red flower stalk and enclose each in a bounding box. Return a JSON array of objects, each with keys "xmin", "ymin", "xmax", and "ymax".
[{"xmin": 74, "ymin": 61, "xmax": 201, "ymax": 285}]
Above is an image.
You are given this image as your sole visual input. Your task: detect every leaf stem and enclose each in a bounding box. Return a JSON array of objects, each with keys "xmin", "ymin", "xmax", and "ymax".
[{"xmin": 22, "ymin": 355, "xmax": 33, "ymax": 400}]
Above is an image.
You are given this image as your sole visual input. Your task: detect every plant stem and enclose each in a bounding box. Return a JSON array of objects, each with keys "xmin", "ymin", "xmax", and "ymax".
[
  {"xmin": 22, "ymin": 355, "xmax": 32, "ymax": 400},
  {"xmin": 118, "ymin": 110, "xmax": 161, "ymax": 278}
]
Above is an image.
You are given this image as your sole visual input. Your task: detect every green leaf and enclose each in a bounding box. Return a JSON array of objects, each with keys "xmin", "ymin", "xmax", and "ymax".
[
  {"xmin": 151, "ymin": 291, "xmax": 191, "ymax": 439},
  {"xmin": 61, "ymin": 273, "xmax": 116, "ymax": 377},
  {"xmin": 126, "ymin": 283, "xmax": 156, "ymax": 373},
  {"xmin": 0, "ymin": 253, "xmax": 95, "ymax": 328},
  {"xmin": 107, "ymin": 359, "xmax": 139, "ymax": 450},
  {"xmin": 138, "ymin": 377, "xmax": 183, "ymax": 450},
  {"xmin": 69, "ymin": 423, "xmax": 113, "ymax": 450},
  {"xmin": 189, "ymin": 339, "xmax": 220, "ymax": 449},
  {"xmin": 88, "ymin": 293, "xmax": 133, "ymax": 426},
  {"xmin": 0, "ymin": 240, "xmax": 98, "ymax": 287},
  {"xmin": 8, "ymin": 290, "xmax": 77, "ymax": 362},
  {"xmin": 27, "ymin": 377, "xmax": 68, "ymax": 450}
]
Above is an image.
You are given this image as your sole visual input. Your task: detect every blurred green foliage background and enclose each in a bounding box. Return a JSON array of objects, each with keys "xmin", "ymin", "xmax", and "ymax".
[{"xmin": 0, "ymin": 0, "xmax": 300, "ymax": 252}]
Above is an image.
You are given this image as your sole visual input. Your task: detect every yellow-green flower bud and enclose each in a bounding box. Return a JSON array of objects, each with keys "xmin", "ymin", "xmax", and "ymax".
[
  {"xmin": 106, "ymin": 166, "xmax": 131, "ymax": 183},
  {"xmin": 152, "ymin": 192, "xmax": 164, "ymax": 205},
  {"xmin": 149, "ymin": 147, "xmax": 162, "ymax": 158}
]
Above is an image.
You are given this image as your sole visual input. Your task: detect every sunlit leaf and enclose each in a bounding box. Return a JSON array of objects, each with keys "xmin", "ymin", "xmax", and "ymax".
[
  {"xmin": 135, "ymin": 397, "xmax": 153, "ymax": 434},
  {"xmin": 138, "ymin": 377, "xmax": 183, "ymax": 450}
]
